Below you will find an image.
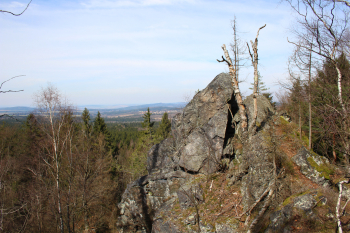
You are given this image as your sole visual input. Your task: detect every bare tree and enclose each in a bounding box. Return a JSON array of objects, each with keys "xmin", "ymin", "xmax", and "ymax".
[
  {"xmin": 286, "ymin": 0, "xmax": 349, "ymax": 113},
  {"xmin": 247, "ymin": 24, "xmax": 266, "ymax": 135},
  {"xmin": 218, "ymin": 45, "xmax": 248, "ymax": 132},
  {"xmin": 34, "ymin": 84, "xmax": 74, "ymax": 233},
  {"xmin": 286, "ymin": 0, "xmax": 350, "ymax": 163},
  {"xmin": 289, "ymin": 41, "xmax": 316, "ymax": 148},
  {"xmin": 230, "ymin": 16, "xmax": 248, "ymax": 84}
]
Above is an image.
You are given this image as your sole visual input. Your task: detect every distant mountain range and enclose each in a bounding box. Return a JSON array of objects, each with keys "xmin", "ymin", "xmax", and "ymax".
[
  {"xmin": 0, "ymin": 106, "xmax": 36, "ymax": 111},
  {"xmin": 0, "ymin": 103, "xmax": 186, "ymax": 116},
  {"xmin": 78, "ymin": 102, "xmax": 185, "ymax": 110}
]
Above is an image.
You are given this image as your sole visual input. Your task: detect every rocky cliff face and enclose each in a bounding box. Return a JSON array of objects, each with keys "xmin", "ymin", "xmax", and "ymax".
[
  {"xmin": 117, "ymin": 73, "xmax": 236, "ymax": 232},
  {"xmin": 116, "ymin": 73, "xmax": 343, "ymax": 233}
]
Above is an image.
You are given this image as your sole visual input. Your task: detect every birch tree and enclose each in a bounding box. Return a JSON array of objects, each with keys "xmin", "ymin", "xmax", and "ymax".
[
  {"xmin": 218, "ymin": 45, "xmax": 248, "ymax": 132},
  {"xmin": 286, "ymin": 0, "xmax": 350, "ymax": 163},
  {"xmin": 247, "ymin": 24, "xmax": 266, "ymax": 135},
  {"xmin": 34, "ymin": 84, "xmax": 74, "ymax": 233}
]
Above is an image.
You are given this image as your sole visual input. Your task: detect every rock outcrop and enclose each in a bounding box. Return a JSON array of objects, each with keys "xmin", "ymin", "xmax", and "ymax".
[
  {"xmin": 117, "ymin": 73, "xmax": 238, "ymax": 232},
  {"xmin": 292, "ymin": 147, "xmax": 331, "ymax": 187},
  {"xmin": 116, "ymin": 72, "xmax": 342, "ymax": 233}
]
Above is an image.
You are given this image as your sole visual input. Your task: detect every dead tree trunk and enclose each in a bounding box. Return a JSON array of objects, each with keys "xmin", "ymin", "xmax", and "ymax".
[
  {"xmin": 218, "ymin": 44, "xmax": 248, "ymax": 132},
  {"xmin": 247, "ymin": 24, "xmax": 266, "ymax": 135}
]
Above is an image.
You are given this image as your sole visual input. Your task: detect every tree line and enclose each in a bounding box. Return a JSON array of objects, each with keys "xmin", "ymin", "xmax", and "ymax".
[
  {"xmin": 0, "ymin": 85, "xmax": 171, "ymax": 233},
  {"xmin": 280, "ymin": 53, "xmax": 350, "ymax": 163},
  {"xmin": 278, "ymin": 0, "xmax": 350, "ymax": 169}
]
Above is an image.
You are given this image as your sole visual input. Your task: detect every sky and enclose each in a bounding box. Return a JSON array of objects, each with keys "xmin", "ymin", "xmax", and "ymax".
[{"xmin": 0, "ymin": 0, "xmax": 296, "ymax": 107}]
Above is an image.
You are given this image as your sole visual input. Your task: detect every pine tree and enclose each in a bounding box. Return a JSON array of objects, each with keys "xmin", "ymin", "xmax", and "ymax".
[
  {"xmin": 93, "ymin": 111, "xmax": 112, "ymax": 150},
  {"xmin": 93, "ymin": 111, "xmax": 107, "ymax": 135},
  {"xmin": 157, "ymin": 112, "xmax": 171, "ymax": 139},
  {"xmin": 249, "ymin": 72, "xmax": 269, "ymax": 95},
  {"xmin": 262, "ymin": 93, "xmax": 276, "ymax": 108},
  {"xmin": 81, "ymin": 108, "xmax": 91, "ymax": 136},
  {"xmin": 127, "ymin": 108, "xmax": 156, "ymax": 179},
  {"xmin": 141, "ymin": 108, "xmax": 154, "ymax": 138}
]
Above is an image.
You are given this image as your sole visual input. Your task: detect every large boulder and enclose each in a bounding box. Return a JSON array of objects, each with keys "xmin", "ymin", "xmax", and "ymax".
[
  {"xmin": 117, "ymin": 73, "xmax": 237, "ymax": 232},
  {"xmin": 265, "ymin": 191, "xmax": 331, "ymax": 233},
  {"xmin": 232, "ymin": 94, "xmax": 275, "ymax": 132},
  {"xmin": 292, "ymin": 147, "xmax": 331, "ymax": 187},
  {"xmin": 147, "ymin": 138, "xmax": 176, "ymax": 174},
  {"xmin": 172, "ymin": 73, "xmax": 237, "ymax": 173}
]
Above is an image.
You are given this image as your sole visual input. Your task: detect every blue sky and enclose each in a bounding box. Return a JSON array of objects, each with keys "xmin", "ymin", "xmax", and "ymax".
[{"xmin": 0, "ymin": 0, "xmax": 295, "ymax": 107}]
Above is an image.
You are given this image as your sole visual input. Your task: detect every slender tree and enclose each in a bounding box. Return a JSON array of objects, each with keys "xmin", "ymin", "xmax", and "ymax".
[
  {"xmin": 249, "ymin": 72, "xmax": 269, "ymax": 95},
  {"xmin": 141, "ymin": 108, "xmax": 154, "ymax": 138},
  {"xmin": 247, "ymin": 24, "xmax": 266, "ymax": 135},
  {"xmin": 34, "ymin": 84, "xmax": 74, "ymax": 233},
  {"xmin": 82, "ymin": 108, "xmax": 92, "ymax": 137},
  {"xmin": 285, "ymin": 0, "xmax": 350, "ymax": 162},
  {"xmin": 157, "ymin": 112, "xmax": 171, "ymax": 139},
  {"xmin": 218, "ymin": 45, "xmax": 248, "ymax": 132}
]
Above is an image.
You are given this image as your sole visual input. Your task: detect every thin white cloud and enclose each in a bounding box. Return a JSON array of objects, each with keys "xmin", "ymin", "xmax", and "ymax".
[
  {"xmin": 0, "ymin": 0, "xmax": 295, "ymax": 106},
  {"xmin": 81, "ymin": 0, "xmax": 196, "ymax": 8},
  {"xmin": 0, "ymin": 1, "xmax": 26, "ymax": 9}
]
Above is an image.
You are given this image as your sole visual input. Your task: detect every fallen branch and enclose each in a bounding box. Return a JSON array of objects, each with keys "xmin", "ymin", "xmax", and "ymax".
[
  {"xmin": 247, "ymin": 188, "xmax": 273, "ymax": 233},
  {"xmin": 215, "ymin": 196, "xmax": 242, "ymax": 218},
  {"xmin": 312, "ymin": 197, "xmax": 325, "ymax": 209},
  {"xmin": 239, "ymin": 168, "xmax": 284, "ymax": 228}
]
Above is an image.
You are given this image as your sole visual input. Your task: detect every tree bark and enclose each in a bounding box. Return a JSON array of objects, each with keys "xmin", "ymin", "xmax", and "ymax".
[{"xmin": 336, "ymin": 180, "xmax": 349, "ymax": 233}]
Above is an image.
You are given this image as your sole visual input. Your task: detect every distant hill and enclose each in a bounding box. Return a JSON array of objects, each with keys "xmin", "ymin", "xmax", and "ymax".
[
  {"xmin": 0, "ymin": 103, "xmax": 186, "ymax": 121},
  {"xmin": 78, "ymin": 102, "xmax": 185, "ymax": 111},
  {"xmin": 0, "ymin": 106, "xmax": 35, "ymax": 112}
]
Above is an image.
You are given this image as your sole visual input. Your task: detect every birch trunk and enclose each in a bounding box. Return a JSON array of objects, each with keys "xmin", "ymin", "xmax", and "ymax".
[
  {"xmin": 247, "ymin": 24, "xmax": 265, "ymax": 135},
  {"xmin": 336, "ymin": 180, "xmax": 349, "ymax": 233},
  {"xmin": 221, "ymin": 44, "xmax": 248, "ymax": 131},
  {"xmin": 334, "ymin": 64, "xmax": 349, "ymax": 164}
]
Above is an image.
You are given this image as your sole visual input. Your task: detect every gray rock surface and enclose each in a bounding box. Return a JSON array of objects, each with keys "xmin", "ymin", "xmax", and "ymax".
[
  {"xmin": 172, "ymin": 73, "xmax": 237, "ymax": 173},
  {"xmin": 117, "ymin": 73, "xmax": 237, "ymax": 232},
  {"xmin": 116, "ymin": 71, "xmax": 331, "ymax": 233},
  {"xmin": 292, "ymin": 147, "xmax": 331, "ymax": 186},
  {"xmin": 147, "ymin": 138, "xmax": 176, "ymax": 174},
  {"xmin": 215, "ymin": 223, "xmax": 238, "ymax": 233},
  {"xmin": 265, "ymin": 193, "xmax": 318, "ymax": 233},
  {"xmin": 233, "ymin": 94, "xmax": 275, "ymax": 131}
]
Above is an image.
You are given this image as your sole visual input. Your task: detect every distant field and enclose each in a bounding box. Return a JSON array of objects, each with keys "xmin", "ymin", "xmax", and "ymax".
[{"xmin": 0, "ymin": 103, "xmax": 184, "ymax": 124}]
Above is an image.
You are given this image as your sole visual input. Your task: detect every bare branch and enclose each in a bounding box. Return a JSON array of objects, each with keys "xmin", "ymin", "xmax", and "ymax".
[
  {"xmin": 0, "ymin": 90, "xmax": 24, "ymax": 93},
  {"xmin": 0, "ymin": 75, "xmax": 25, "ymax": 90},
  {"xmin": 0, "ymin": 0, "xmax": 32, "ymax": 16},
  {"xmin": 216, "ymin": 56, "xmax": 231, "ymax": 66},
  {"xmin": 219, "ymin": 44, "xmax": 248, "ymax": 131},
  {"xmin": 256, "ymin": 24, "xmax": 266, "ymax": 38},
  {"xmin": 335, "ymin": 0, "xmax": 350, "ymax": 7}
]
